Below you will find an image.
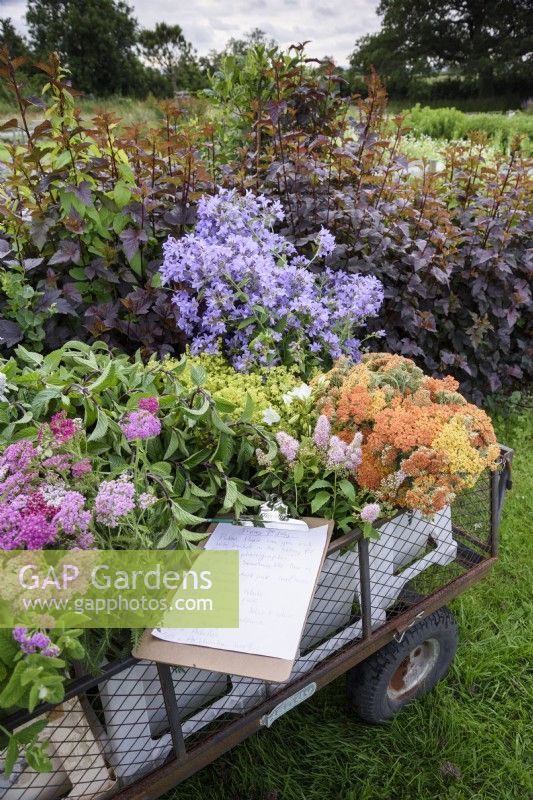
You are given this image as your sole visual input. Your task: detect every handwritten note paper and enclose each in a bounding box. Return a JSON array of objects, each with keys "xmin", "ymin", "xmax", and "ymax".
[{"xmin": 153, "ymin": 522, "xmax": 329, "ymax": 661}]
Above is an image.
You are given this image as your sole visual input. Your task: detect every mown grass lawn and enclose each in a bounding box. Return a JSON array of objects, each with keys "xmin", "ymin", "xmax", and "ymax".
[{"xmin": 166, "ymin": 408, "xmax": 532, "ymax": 800}]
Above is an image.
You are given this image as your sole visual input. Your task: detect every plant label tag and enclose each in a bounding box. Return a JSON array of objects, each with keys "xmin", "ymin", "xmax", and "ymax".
[{"xmin": 260, "ymin": 682, "xmax": 317, "ymax": 728}]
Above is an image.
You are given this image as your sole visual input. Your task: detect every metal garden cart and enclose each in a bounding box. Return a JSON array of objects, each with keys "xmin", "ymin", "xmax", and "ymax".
[{"xmin": 0, "ymin": 447, "xmax": 513, "ymax": 800}]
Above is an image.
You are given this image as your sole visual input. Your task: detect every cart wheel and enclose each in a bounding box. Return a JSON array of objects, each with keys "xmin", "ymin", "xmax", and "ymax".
[{"xmin": 346, "ymin": 606, "xmax": 458, "ymax": 723}]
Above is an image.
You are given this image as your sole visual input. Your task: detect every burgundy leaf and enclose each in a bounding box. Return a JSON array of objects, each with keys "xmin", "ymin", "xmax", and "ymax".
[
  {"xmin": 120, "ymin": 228, "xmax": 148, "ymax": 261},
  {"xmin": 49, "ymin": 240, "xmax": 81, "ymax": 266}
]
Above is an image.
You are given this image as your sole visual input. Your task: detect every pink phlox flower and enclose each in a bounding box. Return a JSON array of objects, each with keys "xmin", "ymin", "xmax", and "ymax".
[
  {"xmin": 120, "ymin": 410, "xmax": 162, "ymax": 441},
  {"xmin": 49, "ymin": 412, "xmax": 79, "ymax": 445},
  {"xmin": 138, "ymin": 396, "xmax": 160, "ymax": 414},
  {"xmin": 43, "ymin": 454, "xmax": 71, "ymax": 471},
  {"xmin": 360, "ymin": 503, "xmax": 381, "ymax": 523},
  {"xmin": 275, "ymin": 431, "xmax": 300, "ymax": 464},
  {"xmin": 0, "ymin": 440, "xmax": 35, "ymax": 473},
  {"xmin": 94, "ymin": 475, "xmax": 135, "ymax": 527},
  {"xmin": 71, "ymin": 459, "xmax": 92, "ymax": 478},
  {"xmin": 313, "ymin": 415, "xmax": 331, "ymax": 449},
  {"xmin": 52, "ymin": 491, "xmax": 91, "ymax": 535}
]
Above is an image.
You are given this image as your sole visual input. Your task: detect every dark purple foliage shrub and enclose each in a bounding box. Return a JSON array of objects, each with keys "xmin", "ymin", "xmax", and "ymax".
[
  {"xmin": 0, "ymin": 50, "xmax": 213, "ymax": 355},
  {"xmin": 0, "ymin": 49, "xmax": 531, "ymax": 401}
]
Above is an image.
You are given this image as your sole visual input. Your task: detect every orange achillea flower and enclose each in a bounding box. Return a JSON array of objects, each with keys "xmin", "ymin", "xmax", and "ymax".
[
  {"xmin": 357, "ymin": 444, "xmax": 388, "ymax": 490},
  {"xmin": 368, "ymin": 404, "xmax": 453, "ymax": 453},
  {"xmin": 403, "ymin": 476, "xmax": 450, "ymax": 515},
  {"xmin": 402, "ymin": 448, "xmax": 448, "ymax": 476},
  {"xmin": 422, "ymin": 375, "xmax": 460, "ymax": 396},
  {"xmin": 337, "ymin": 385, "xmax": 372, "ymax": 425}
]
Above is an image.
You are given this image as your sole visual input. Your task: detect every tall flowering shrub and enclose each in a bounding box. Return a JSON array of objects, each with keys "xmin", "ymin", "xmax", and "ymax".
[
  {"xmin": 315, "ymin": 354, "xmax": 500, "ymax": 515},
  {"xmin": 161, "ymin": 189, "xmax": 383, "ymax": 377}
]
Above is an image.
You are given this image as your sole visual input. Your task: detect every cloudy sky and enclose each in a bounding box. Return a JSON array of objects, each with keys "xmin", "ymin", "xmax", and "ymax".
[{"xmin": 0, "ymin": 0, "xmax": 380, "ymax": 65}]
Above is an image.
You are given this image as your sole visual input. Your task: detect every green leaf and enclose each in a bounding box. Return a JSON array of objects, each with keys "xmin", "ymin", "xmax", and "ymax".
[
  {"xmin": 157, "ymin": 522, "xmax": 182, "ymax": 549},
  {"xmin": 293, "ymin": 462, "xmax": 304, "ymax": 484},
  {"xmin": 188, "ymin": 481, "xmax": 212, "ymax": 498},
  {"xmin": 212, "ymin": 432, "xmax": 234, "ymax": 466},
  {"xmin": 339, "ymin": 479, "xmax": 356, "ymax": 503},
  {"xmin": 149, "ymin": 461, "xmax": 172, "ymax": 477},
  {"xmin": 362, "ymin": 520, "xmax": 380, "ymax": 540},
  {"xmin": 3, "ymin": 737, "xmax": 19, "ymax": 777},
  {"xmin": 62, "ymin": 638, "xmax": 85, "ymax": 659},
  {"xmin": 235, "ymin": 490, "xmax": 262, "ymax": 508},
  {"xmin": 237, "ymin": 437, "xmax": 254, "ymax": 471},
  {"xmin": 240, "ymin": 393, "xmax": 255, "ymax": 423},
  {"xmin": 223, "ymin": 480, "xmax": 239, "ymax": 510},
  {"xmin": 25, "ymin": 742, "xmax": 52, "ymax": 773},
  {"xmin": 183, "ymin": 398, "xmax": 210, "ymax": 418},
  {"xmin": 31, "ymin": 388, "xmax": 61, "ymax": 419},
  {"xmin": 88, "ymin": 411, "xmax": 109, "ymax": 441},
  {"xmin": 113, "ymin": 181, "xmax": 132, "ymax": 208},
  {"xmin": 86, "ymin": 361, "xmax": 115, "ymax": 393},
  {"xmin": 311, "ymin": 491, "xmax": 331, "ymax": 513},
  {"xmin": 181, "ymin": 446, "xmax": 211, "ymax": 468},
  {"xmin": 211, "ymin": 410, "xmax": 234, "ymax": 435},
  {"xmin": 0, "ymin": 629, "xmax": 19, "ymax": 665},
  {"xmin": 309, "ymin": 479, "xmax": 332, "ymax": 491},
  {"xmin": 181, "ymin": 530, "xmax": 210, "ymax": 543},
  {"xmin": 163, "ymin": 430, "xmax": 180, "ymax": 459},
  {"xmin": 190, "ymin": 364, "xmax": 207, "ymax": 386},
  {"xmin": 14, "ymin": 719, "xmax": 48, "ymax": 746},
  {"xmin": 214, "ymin": 396, "xmax": 237, "ymax": 413},
  {"xmin": 0, "ymin": 662, "xmax": 26, "ymax": 708},
  {"xmin": 172, "ymin": 504, "xmax": 205, "ymax": 527}
]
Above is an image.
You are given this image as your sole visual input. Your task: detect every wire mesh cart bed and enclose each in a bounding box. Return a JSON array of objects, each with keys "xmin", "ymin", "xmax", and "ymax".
[{"xmin": 0, "ymin": 446, "xmax": 513, "ymax": 800}]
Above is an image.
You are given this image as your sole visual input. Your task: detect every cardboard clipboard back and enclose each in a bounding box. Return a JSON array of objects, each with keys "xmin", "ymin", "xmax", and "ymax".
[{"xmin": 133, "ymin": 517, "xmax": 334, "ymax": 683}]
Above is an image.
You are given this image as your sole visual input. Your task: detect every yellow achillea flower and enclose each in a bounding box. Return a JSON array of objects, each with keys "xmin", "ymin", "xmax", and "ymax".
[{"xmin": 432, "ymin": 417, "xmax": 484, "ymax": 485}]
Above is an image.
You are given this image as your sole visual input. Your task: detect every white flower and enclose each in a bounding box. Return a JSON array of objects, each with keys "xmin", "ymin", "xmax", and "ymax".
[
  {"xmin": 283, "ymin": 384, "xmax": 312, "ymax": 405},
  {"xmin": 41, "ymin": 481, "xmax": 68, "ymax": 505},
  {"xmin": 292, "ymin": 383, "xmax": 312, "ymax": 401},
  {"xmin": 262, "ymin": 407, "xmax": 281, "ymax": 425},
  {"xmin": 138, "ymin": 492, "xmax": 157, "ymax": 509}
]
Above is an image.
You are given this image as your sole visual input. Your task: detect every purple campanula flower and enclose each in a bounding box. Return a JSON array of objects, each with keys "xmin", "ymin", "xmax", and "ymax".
[
  {"xmin": 161, "ymin": 189, "xmax": 383, "ymax": 372},
  {"xmin": 316, "ymin": 226, "xmax": 336, "ymax": 257}
]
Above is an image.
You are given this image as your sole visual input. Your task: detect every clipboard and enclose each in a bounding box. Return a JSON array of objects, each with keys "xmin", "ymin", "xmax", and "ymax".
[{"xmin": 133, "ymin": 517, "xmax": 334, "ymax": 682}]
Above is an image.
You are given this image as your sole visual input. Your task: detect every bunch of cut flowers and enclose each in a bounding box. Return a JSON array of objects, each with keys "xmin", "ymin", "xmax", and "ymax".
[
  {"xmin": 314, "ymin": 354, "xmax": 500, "ymax": 517},
  {"xmin": 161, "ymin": 189, "xmax": 384, "ymax": 378}
]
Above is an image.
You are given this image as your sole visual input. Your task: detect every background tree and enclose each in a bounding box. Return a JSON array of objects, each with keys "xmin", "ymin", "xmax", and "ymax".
[
  {"xmin": 203, "ymin": 28, "xmax": 277, "ymax": 73},
  {"xmin": 0, "ymin": 18, "xmax": 29, "ymax": 58},
  {"xmin": 26, "ymin": 0, "xmax": 146, "ymax": 96},
  {"xmin": 350, "ymin": 0, "xmax": 533, "ymax": 99},
  {"xmin": 139, "ymin": 22, "xmax": 205, "ymax": 93}
]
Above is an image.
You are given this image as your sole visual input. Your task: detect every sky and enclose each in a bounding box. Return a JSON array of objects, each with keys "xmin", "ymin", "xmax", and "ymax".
[{"xmin": 0, "ymin": 0, "xmax": 381, "ymax": 65}]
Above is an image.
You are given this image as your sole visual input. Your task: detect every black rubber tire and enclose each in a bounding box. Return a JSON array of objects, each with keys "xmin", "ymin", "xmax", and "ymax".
[{"xmin": 346, "ymin": 606, "xmax": 459, "ymax": 723}]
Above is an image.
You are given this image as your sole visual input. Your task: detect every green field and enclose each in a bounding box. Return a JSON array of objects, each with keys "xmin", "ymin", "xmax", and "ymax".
[
  {"xmin": 165, "ymin": 410, "xmax": 532, "ymax": 800},
  {"xmin": 0, "ymin": 95, "xmax": 166, "ymax": 127}
]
